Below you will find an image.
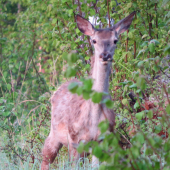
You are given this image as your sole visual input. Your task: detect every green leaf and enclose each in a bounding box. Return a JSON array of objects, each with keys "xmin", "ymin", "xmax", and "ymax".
[
  {"xmin": 76, "ymin": 28, "xmax": 80, "ymax": 34},
  {"xmin": 134, "ymin": 102, "xmax": 140, "ymax": 109},
  {"xmin": 155, "ymin": 125, "xmax": 162, "ymax": 133},
  {"xmin": 147, "ymin": 110, "xmax": 153, "ymax": 119},
  {"xmin": 145, "ymin": 148, "xmax": 153, "ymax": 155},
  {"xmin": 76, "ymin": 86, "xmax": 83, "ymax": 96},
  {"xmin": 164, "ymin": 45, "xmax": 170, "ymax": 55},
  {"xmin": 137, "ymin": 76, "xmax": 146, "ymax": 90},
  {"xmin": 102, "ymin": 98, "xmax": 114, "ymax": 109},
  {"xmin": 164, "ymin": 142, "xmax": 170, "ymax": 152},
  {"xmin": 7, "ymin": 84, "xmax": 11, "ymax": 91},
  {"xmin": 166, "ymin": 105, "xmax": 170, "ymax": 114},
  {"xmin": 65, "ymin": 67, "xmax": 76, "ymax": 77},
  {"xmin": 98, "ymin": 121, "xmax": 109, "ymax": 133},
  {"xmin": 10, "ymin": 115, "xmax": 16, "ymax": 124},
  {"xmin": 99, "ymin": 165, "xmax": 106, "ymax": 170},
  {"xmin": 83, "ymin": 79, "xmax": 93, "ymax": 91},
  {"xmin": 85, "ymin": 64, "xmax": 90, "ymax": 69},
  {"xmin": 141, "ymin": 41, "xmax": 148, "ymax": 47},
  {"xmin": 137, "ymin": 49, "xmax": 145, "ymax": 58},
  {"xmin": 3, "ymin": 111, "xmax": 10, "ymax": 117},
  {"xmin": 92, "ymin": 92, "xmax": 103, "ymax": 103},
  {"xmin": 129, "ymin": 83, "xmax": 137, "ymax": 89},
  {"xmin": 77, "ymin": 141, "xmax": 84, "ymax": 153},
  {"xmin": 154, "ymin": 136, "xmax": 162, "ymax": 144},
  {"xmin": 13, "ymin": 112, "xmax": 17, "ymax": 116},
  {"xmin": 68, "ymin": 9, "xmax": 73, "ymax": 16},
  {"xmin": 52, "ymin": 18, "xmax": 57, "ymax": 24},
  {"xmin": 150, "ymin": 39, "xmax": 160, "ymax": 45},
  {"xmin": 9, "ymin": 64, "xmax": 14, "ymax": 69},
  {"xmin": 85, "ymin": 56, "xmax": 90, "ymax": 60},
  {"xmin": 82, "ymin": 90, "xmax": 91, "ymax": 100},
  {"xmin": 136, "ymin": 89, "xmax": 141, "ymax": 93},
  {"xmin": 137, "ymin": 133, "xmax": 144, "ymax": 144},
  {"xmin": 119, "ymin": 82, "xmax": 127, "ymax": 86},
  {"xmin": 62, "ymin": 52, "xmax": 68, "ymax": 60},
  {"xmin": 128, "ymin": 31, "xmax": 133, "ymax": 38},
  {"xmin": 148, "ymin": 43, "xmax": 155, "ymax": 53},
  {"xmin": 137, "ymin": 61, "xmax": 145, "ymax": 67},
  {"xmin": 135, "ymin": 111, "xmax": 144, "ymax": 120},
  {"xmin": 93, "ymin": 146, "xmax": 103, "ymax": 158},
  {"xmin": 153, "ymin": 65, "xmax": 159, "ymax": 72},
  {"xmin": 122, "ymin": 99, "xmax": 128, "ymax": 105},
  {"xmin": 66, "ymin": 53, "xmax": 78, "ymax": 65},
  {"xmin": 68, "ymin": 82, "xmax": 79, "ymax": 93},
  {"xmin": 142, "ymin": 34, "xmax": 148, "ymax": 39},
  {"xmin": 90, "ymin": 9, "xmax": 95, "ymax": 16}
]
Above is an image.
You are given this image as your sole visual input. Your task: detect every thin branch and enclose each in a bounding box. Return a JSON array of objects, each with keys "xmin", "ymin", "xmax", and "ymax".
[
  {"xmin": 160, "ymin": 68, "xmax": 170, "ymax": 78},
  {"xmin": 116, "ymin": 130, "xmax": 132, "ymax": 146},
  {"xmin": 18, "ymin": 100, "xmax": 45, "ymax": 105},
  {"xmin": 107, "ymin": 0, "xmax": 110, "ymax": 27}
]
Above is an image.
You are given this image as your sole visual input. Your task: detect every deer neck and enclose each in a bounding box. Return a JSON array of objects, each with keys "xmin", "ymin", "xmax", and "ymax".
[
  {"xmin": 92, "ymin": 53, "xmax": 111, "ymax": 93},
  {"xmin": 90, "ymin": 52, "xmax": 111, "ymax": 140}
]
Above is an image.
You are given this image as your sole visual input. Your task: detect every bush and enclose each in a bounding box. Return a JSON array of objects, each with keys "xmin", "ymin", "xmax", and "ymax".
[{"xmin": 0, "ymin": 0, "xmax": 170, "ymax": 169}]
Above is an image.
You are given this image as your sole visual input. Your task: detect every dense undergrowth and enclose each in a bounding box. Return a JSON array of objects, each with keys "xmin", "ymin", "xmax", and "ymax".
[{"xmin": 0, "ymin": 0, "xmax": 170, "ymax": 169}]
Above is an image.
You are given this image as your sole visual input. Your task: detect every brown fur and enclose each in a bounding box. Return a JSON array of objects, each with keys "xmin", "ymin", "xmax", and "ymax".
[
  {"xmin": 41, "ymin": 80, "xmax": 115, "ymax": 170},
  {"xmin": 41, "ymin": 12, "xmax": 135, "ymax": 170}
]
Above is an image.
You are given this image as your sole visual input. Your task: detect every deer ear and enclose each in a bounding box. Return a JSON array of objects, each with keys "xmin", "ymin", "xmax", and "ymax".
[
  {"xmin": 76, "ymin": 15, "xmax": 95, "ymax": 36},
  {"xmin": 114, "ymin": 11, "xmax": 136, "ymax": 35}
]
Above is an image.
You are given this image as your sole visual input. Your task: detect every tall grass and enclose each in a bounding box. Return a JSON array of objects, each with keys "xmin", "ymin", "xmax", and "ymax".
[{"xmin": 0, "ymin": 146, "xmax": 98, "ymax": 170}]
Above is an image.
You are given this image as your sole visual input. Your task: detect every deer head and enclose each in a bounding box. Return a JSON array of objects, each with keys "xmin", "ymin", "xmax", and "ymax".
[{"xmin": 76, "ymin": 12, "xmax": 136, "ymax": 65}]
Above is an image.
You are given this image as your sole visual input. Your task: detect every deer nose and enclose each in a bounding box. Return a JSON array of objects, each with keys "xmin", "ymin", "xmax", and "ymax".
[{"xmin": 100, "ymin": 53, "xmax": 112, "ymax": 61}]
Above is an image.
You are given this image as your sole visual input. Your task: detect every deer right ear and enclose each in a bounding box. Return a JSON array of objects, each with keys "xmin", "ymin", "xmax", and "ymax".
[
  {"xmin": 76, "ymin": 15, "xmax": 95, "ymax": 36},
  {"xmin": 114, "ymin": 11, "xmax": 136, "ymax": 35}
]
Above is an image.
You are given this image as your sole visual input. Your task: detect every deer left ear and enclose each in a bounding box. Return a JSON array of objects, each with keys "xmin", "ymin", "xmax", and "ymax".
[
  {"xmin": 76, "ymin": 15, "xmax": 95, "ymax": 36},
  {"xmin": 114, "ymin": 11, "xmax": 136, "ymax": 35}
]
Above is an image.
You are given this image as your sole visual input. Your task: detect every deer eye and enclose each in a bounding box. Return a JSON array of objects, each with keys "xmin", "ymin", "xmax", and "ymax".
[
  {"xmin": 92, "ymin": 40, "xmax": 96, "ymax": 44},
  {"xmin": 114, "ymin": 40, "xmax": 118, "ymax": 44}
]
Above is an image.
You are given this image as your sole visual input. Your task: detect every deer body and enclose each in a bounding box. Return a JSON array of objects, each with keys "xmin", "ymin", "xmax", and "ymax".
[{"xmin": 41, "ymin": 12, "xmax": 135, "ymax": 170}]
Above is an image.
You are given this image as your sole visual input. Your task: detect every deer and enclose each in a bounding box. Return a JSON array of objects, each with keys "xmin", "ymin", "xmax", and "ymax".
[{"xmin": 41, "ymin": 11, "xmax": 136, "ymax": 170}]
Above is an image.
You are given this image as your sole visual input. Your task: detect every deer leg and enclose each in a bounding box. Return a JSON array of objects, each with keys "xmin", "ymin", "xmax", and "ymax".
[
  {"xmin": 41, "ymin": 136, "xmax": 63, "ymax": 170},
  {"xmin": 69, "ymin": 147, "xmax": 79, "ymax": 161}
]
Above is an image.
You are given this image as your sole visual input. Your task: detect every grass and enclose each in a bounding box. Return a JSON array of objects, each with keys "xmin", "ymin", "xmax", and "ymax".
[{"xmin": 0, "ymin": 146, "xmax": 98, "ymax": 170}]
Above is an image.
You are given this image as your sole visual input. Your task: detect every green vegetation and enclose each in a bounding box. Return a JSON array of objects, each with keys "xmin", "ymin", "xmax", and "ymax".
[{"xmin": 0, "ymin": 0, "xmax": 170, "ymax": 169}]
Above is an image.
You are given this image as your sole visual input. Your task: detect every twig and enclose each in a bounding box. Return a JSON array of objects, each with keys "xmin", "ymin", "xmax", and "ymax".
[
  {"xmin": 116, "ymin": 130, "xmax": 132, "ymax": 146},
  {"xmin": 163, "ymin": 83, "xmax": 170, "ymax": 105},
  {"xmin": 25, "ymin": 105, "xmax": 41, "ymax": 120},
  {"xmin": 18, "ymin": 100, "xmax": 45, "ymax": 105},
  {"xmin": 107, "ymin": 0, "xmax": 110, "ymax": 27},
  {"xmin": 77, "ymin": 0, "xmax": 82, "ymax": 15},
  {"xmin": 160, "ymin": 68, "xmax": 170, "ymax": 78},
  {"xmin": 125, "ymin": 30, "xmax": 129, "ymax": 63},
  {"xmin": 134, "ymin": 13, "xmax": 137, "ymax": 59}
]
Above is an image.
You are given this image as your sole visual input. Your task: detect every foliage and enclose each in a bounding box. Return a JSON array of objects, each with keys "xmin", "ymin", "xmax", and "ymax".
[{"xmin": 0, "ymin": 0, "xmax": 170, "ymax": 169}]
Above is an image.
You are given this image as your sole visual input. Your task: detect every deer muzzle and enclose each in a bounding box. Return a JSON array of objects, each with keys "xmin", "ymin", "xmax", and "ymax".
[{"xmin": 99, "ymin": 53, "xmax": 112, "ymax": 62}]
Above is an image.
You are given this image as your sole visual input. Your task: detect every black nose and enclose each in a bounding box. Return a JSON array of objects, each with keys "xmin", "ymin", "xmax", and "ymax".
[{"xmin": 100, "ymin": 53, "xmax": 112, "ymax": 61}]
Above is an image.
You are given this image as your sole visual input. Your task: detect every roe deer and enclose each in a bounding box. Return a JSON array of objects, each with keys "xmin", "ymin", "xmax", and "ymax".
[{"xmin": 41, "ymin": 12, "xmax": 135, "ymax": 170}]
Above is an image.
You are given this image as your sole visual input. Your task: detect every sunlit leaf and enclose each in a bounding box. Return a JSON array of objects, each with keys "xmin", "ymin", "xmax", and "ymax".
[
  {"xmin": 92, "ymin": 92, "xmax": 103, "ymax": 103},
  {"xmin": 135, "ymin": 111, "xmax": 144, "ymax": 120},
  {"xmin": 148, "ymin": 43, "xmax": 155, "ymax": 53},
  {"xmin": 68, "ymin": 82, "xmax": 79, "ymax": 93},
  {"xmin": 166, "ymin": 105, "xmax": 170, "ymax": 114}
]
